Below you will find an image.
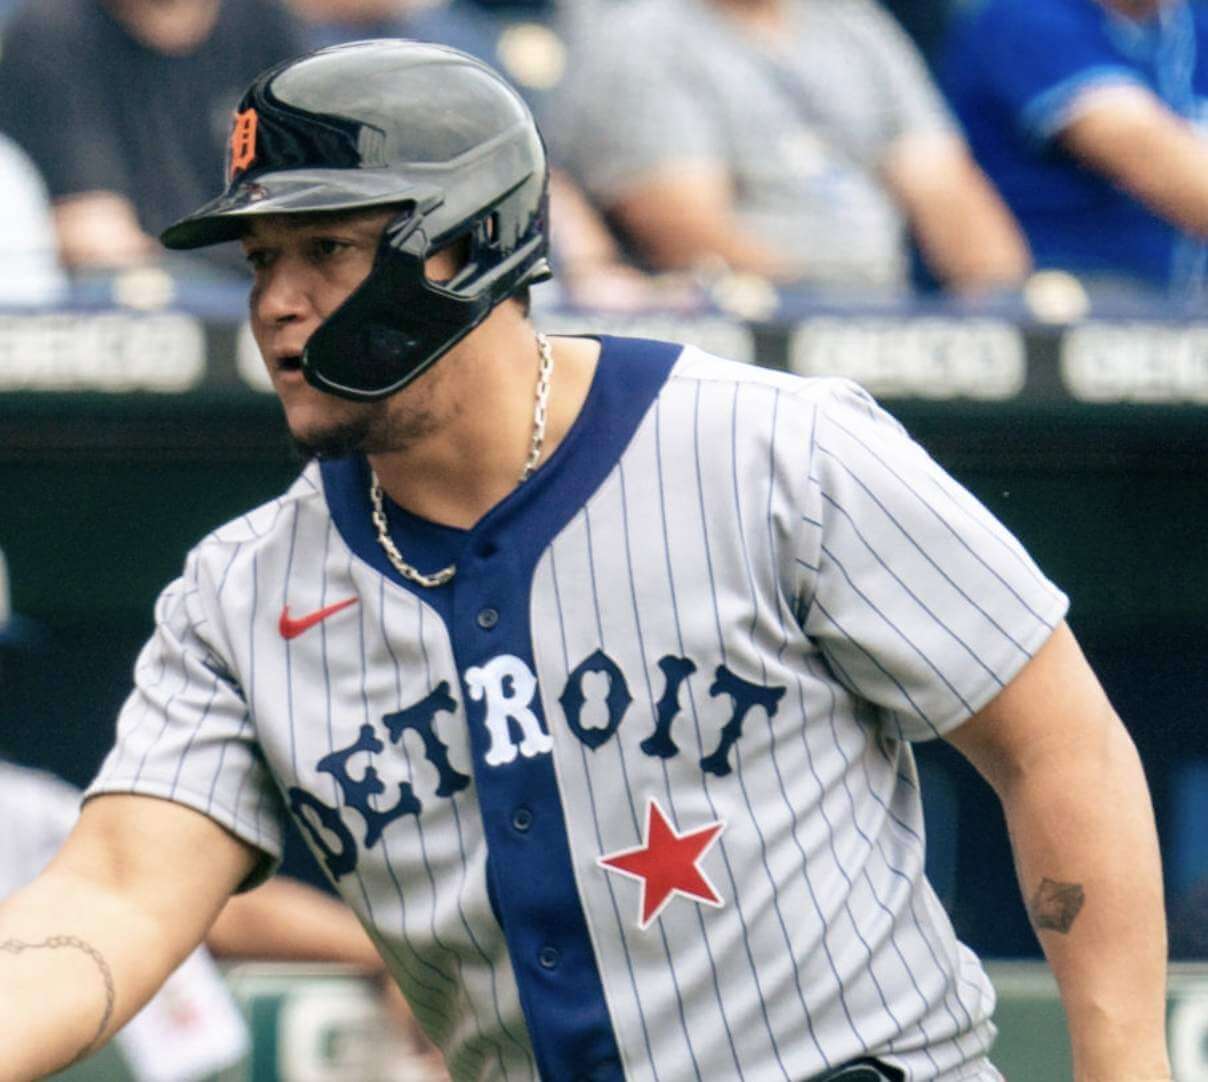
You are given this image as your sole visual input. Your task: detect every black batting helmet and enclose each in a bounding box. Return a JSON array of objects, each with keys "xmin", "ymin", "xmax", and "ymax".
[{"xmin": 162, "ymin": 39, "xmax": 551, "ymax": 401}]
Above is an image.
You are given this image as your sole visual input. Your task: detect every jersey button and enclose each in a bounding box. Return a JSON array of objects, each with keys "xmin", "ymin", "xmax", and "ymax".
[
  {"xmin": 537, "ymin": 945, "xmax": 559, "ymax": 970},
  {"xmin": 512, "ymin": 807, "xmax": 533, "ymax": 833},
  {"xmin": 476, "ymin": 607, "xmax": 499, "ymax": 629}
]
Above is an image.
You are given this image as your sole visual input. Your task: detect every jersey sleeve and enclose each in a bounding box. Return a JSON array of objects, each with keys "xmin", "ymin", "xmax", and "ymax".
[
  {"xmin": 85, "ymin": 549, "xmax": 285, "ymax": 888},
  {"xmin": 796, "ymin": 380, "xmax": 1068, "ymax": 742},
  {"xmin": 962, "ymin": 1, "xmax": 1150, "ymax": 143}
]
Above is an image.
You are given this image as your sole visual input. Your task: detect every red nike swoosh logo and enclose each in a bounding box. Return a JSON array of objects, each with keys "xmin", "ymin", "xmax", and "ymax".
[{"xmin": 278, "ymin": 597, "xmax": 359, "ymax": 640}]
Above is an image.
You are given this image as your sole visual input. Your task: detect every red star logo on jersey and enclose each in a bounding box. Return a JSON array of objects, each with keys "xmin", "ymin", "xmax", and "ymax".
[{"xmin": 597, "ymin": 798, "xmax": 726, "ymax": 930}]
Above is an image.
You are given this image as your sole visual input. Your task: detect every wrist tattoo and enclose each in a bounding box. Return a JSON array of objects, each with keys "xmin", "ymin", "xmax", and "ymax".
[
  {"xmin": 1028, "ymin": 877, "xmax": 1086, "ymax": 934},
  {"xmin": 1, "ymin": 935, "xmax": 116, "ymax": 1059}
]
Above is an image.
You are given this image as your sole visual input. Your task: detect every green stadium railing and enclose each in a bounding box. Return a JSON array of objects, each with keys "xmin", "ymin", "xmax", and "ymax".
[{"xmin": 48, "ymin": 961, "xmax": 1208, "ymax": 1081}]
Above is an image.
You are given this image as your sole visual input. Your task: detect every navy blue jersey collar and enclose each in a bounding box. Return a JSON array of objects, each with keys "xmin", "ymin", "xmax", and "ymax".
[{"xmin": 320, "ymin": 334, "xmax": 683, "ymax": 606}]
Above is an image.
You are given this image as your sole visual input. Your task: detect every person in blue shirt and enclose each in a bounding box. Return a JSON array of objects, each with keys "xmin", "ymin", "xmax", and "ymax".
[{"xmin": 941, "ymin": 0, "xmax": 1208, "ymax": 298}]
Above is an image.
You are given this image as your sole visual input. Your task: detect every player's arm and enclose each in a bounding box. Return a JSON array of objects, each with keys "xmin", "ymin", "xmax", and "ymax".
[
  {"xmin": 0, "ymin": 792, "xmax": 259, "ymax": 1082},
  {"xmin": 1057, "ymin": 84, "xmax": 1208, "ymax": 236},
  {"xmin": 943, "ymin": 621, "xmax": 1171, "ymax": 1082},
  {"xmin": 881, "ymin": 130, "xmax": 1032, "ymax": 290}
]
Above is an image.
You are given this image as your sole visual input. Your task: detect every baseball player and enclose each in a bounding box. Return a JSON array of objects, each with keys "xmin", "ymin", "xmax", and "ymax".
[{"xmin": 0, "ymin": 41, "xmax": 1171, "ymax": 1082}]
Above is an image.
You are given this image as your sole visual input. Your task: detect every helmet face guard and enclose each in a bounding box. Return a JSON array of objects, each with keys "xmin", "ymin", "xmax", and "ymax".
[
  {"xmin": 303, "ymin": 191, "xmax": 548, "ymax": 399},
  {"xmin": 161, "ymin": 40, "xmax": 551, "ymax": 401}
]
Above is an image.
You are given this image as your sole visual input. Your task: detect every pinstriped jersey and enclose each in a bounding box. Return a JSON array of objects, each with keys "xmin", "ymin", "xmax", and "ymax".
[{"xmin": 88, "ymin": 336, "xmax": 1067, "ymax": 1082}]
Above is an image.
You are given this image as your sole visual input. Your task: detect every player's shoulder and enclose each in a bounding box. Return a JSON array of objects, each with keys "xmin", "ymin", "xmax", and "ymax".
[
  {"xmin": 185, "ymin": 463, "xmax": 325, "ymax": 574},
  {"xmin": 667, "ymin": 343, "xmax": 884, "ymax": 416}
]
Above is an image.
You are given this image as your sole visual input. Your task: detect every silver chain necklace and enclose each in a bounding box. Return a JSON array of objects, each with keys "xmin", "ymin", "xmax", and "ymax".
[{"xmin": 369, "ymin": 332, "xmax": 554, "ymax": 589}]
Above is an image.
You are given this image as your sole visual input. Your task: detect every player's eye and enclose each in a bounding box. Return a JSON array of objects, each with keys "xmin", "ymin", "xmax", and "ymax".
[
  {"xmin": 309, "ymin": 236, "xmax": 351, "ymax": 261},
  {"xmin": 243, "ymin": 248, "xmax": 272, "ymax": 271}
]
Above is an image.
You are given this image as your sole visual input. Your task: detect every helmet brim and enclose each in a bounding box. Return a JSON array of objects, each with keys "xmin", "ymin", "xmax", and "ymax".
[{"xmin": 160, "ymin": 167, "xmax": 435, "ymax": 250}]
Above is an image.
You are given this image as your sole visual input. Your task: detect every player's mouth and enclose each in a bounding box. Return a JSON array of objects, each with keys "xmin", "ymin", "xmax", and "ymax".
[{"xmin": 275, "ymin": 354, "xmax": 304, "ymax": 376}]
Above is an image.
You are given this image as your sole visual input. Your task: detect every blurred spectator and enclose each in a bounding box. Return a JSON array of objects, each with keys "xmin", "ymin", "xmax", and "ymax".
[
  {"xmin": 0, "ymin": 132, "xmax": 66, "ymax": 305},
  {"xmin": 0, "ymin": 0, "xmax": 307, "ymax": 274},
  {"xmin": 0, "ymin": 0, "xmax": 27, "ymax": 28},
  {"xmin": 288, "ymin": 0, "xmax": 568, "ymax": 132},
  {"xmin": 293, "ymin": 0, "xmax": 509, "ymax": 66},
  {"xmin": 287, "ymin": 0, "xmax": 705, "ymax": 310},
  {"xmin": 941, "ymin": 0, "xmax": 1208, "ymax": 299},
  {"xmin": 548, "ymin": 0, "xmax": 1030, "ymax": 294},
  {"xmin": 880, "ymin": 0, "xmax": 954, "ymax": 70}
]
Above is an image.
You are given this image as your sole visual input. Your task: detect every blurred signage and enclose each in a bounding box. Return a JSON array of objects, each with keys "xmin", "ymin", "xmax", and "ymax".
[
  {"xmin": 2, "ymin": 308, "xmax": 1208, "ymax": 409},
  {"xmin": 0, "ymin": 312, "xmax": 205, "ymax": 393},
  {"xmin": 788, "ymin": 317, "xmax": 1027, "ymax": 400},
  {"xmin": 1169, "ymin": 979, "xmax": 1208, "ymax": 1081},
  {"xmin": 1061, "ymin": 321, "xmax": 1208, "ymax": 404}
]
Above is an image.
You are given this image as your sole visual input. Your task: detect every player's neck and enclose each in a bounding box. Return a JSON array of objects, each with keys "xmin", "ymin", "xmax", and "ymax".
[{"xmin": 368, "ymin": 317, "xmax": 599, "ymax": 530}]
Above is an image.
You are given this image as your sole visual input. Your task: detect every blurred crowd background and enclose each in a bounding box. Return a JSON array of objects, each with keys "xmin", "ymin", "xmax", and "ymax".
[
  {"xmin": 2, "ymin": 0, "xmax": 1208, "ymax": 310},
  {"xmin": 1, "ymin": 0, "xmax": 1207, "ymax": 1041}
]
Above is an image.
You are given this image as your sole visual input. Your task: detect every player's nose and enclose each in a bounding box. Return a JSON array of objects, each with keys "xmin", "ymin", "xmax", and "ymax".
[{"xmin": 252, "ymin": 263, "xmax": 313, "ymax": 326}]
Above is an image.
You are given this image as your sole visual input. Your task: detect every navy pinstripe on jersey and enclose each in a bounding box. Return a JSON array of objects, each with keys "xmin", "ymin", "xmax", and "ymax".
[{"xmin": 89, "ymin": 336, "xmax": 1063, "ymax": 1081}]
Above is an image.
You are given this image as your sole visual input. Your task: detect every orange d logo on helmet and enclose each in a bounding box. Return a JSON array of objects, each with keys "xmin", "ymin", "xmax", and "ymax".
[{"xmin": 228, "ymin": 108, "xmax": 258, "ymax": 182}]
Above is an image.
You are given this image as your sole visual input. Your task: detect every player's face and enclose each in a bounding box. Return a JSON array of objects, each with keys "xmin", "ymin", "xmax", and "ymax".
[
  {"xmin": 243, "ymin": 209, "xmax": 392, "ymax": 453},
  {"xmin": 243, "ymin": 210, "xmax": 467, "ymax": 459}
]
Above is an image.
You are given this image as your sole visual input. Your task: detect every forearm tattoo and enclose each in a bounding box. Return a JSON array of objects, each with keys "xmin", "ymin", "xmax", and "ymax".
[
  {"xmin": 1028, "ymin": 877, "xmax": 1086, "ymax": 934},
  {"xmin": 1, "ymin": 936, "xmax": 116, "ymax": 1060}
]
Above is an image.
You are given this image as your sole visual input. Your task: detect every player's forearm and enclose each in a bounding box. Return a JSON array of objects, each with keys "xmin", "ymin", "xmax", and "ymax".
[
  {"xmin": 0, "ymin": 871, "xmax": 175, "ymax": 1081},
  {"xmin": 997, "ymin": 723, "xmax": 1170, "ymax": 1080}
]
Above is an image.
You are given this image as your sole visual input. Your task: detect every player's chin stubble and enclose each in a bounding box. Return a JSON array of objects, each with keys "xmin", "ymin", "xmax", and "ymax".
[
  {"xmin": 287, "ymin": 399, "xmax": 442, "ymax": 461},
  {"xmin": 289, "ymin": 413, "xmax": 376, "ymax": 460},
  {"xmin": 283, "ymin": 349, "xmax": 453, "ymax": 461}
]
